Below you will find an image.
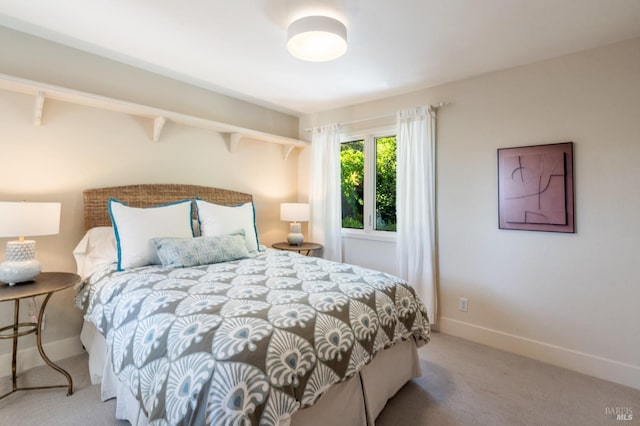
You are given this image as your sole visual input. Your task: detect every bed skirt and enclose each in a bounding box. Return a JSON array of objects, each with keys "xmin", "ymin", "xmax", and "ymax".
[{"xmin": 80, "ymin": 321, "xmax": 421, "ymax": 425}]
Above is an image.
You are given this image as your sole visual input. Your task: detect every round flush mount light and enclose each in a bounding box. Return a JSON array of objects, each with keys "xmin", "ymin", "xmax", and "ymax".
[{"xmin": 287, "ymin": 16, "xmax": 347, "ymax": 62}]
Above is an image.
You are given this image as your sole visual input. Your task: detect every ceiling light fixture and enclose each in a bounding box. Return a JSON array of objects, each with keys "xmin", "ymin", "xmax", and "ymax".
[{"xmin": 287, "ymin": 16, "xmax": 347, "ymax": 62}]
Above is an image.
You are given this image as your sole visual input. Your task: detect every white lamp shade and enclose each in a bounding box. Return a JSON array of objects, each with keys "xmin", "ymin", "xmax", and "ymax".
[
  {"xmin": 287, "ymin": 16, "xmax": 347, "ymax": 62},
  {"xmin": 280, "ymin": 203, "xmax": 310, "ymax": 222},
  {"xmin": 0, "ymin": 202, "xmax": 61, "ymax": 238}
]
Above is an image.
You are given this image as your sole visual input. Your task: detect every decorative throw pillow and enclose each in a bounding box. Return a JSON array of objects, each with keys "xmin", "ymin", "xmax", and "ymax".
[
  {"xmin": 151, "ymin": 233, "xmax": 250, "ymax": 268},
  {"xmin": 195, "ymin": 199, "xmax": 259, "ymax": 253},
  {"xmin": 108, "ymin": 198, "xmax": 194, "ymax": 270}
]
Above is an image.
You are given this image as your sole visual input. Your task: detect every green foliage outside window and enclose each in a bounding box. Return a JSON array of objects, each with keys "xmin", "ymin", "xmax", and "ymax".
[
  {"xmin": 340, "ymin": 140, "xmax": 364, "ymax": 228},
  {"xmin": 340, "ymin": 136, "xmax": 397, "ymax": 231},
  {"xmin": 375, "ymin": 136, "xmax": 397, "ymax": 231}
]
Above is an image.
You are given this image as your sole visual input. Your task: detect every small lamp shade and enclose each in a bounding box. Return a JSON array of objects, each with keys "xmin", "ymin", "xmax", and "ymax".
[
  {"xmin": 0, "ymin": 202, "xmax": 61, "ymax": 238},
  {"xmin": 280, "ymin": 203, "xmax": 310, "ymax": 222},
  {"xmin": 280, "ymin": 203, "xmax": 309, "ymax": 246},
  {"xmin": 0, "ymin": 202, "xmax": 61, "ymax": 285}
]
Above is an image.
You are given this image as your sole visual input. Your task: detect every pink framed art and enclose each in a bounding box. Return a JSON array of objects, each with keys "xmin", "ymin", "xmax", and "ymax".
[{"xmin": 497, "ymin": 142, "xmax": 575, "ymax": 233}]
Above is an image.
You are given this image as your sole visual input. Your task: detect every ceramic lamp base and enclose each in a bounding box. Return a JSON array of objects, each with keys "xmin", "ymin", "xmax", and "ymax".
[
  {"xmin": 0, "ymin": 240, "xmax": 41, "ymax": 285},
  {"xmin": 287, "ymin": 222, "xmax": 304, "ymax": 246}
]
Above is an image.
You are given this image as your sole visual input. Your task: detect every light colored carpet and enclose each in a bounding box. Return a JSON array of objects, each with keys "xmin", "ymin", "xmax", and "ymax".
[
  {"xmin": 0, "ymin": 332, "xmax": 637, "ymax": 425},
  {"xmin": 377, "ymin": 333, "xmax": 639, "ymax": 426}
]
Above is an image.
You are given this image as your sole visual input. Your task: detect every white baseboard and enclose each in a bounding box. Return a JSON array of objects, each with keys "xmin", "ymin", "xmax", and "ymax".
[
  {"xmin": 0, "ymin": 336, "xmax": 85, "ymax": 378},
  {"xmin": 438, "ymin": 316, "xmax": 640, "ymax": 391},
  {"xmin": 3, "ymin": 321, "xmax": 639, "ymax": 391}
]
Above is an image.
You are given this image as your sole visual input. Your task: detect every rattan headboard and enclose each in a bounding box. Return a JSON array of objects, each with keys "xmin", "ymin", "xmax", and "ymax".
[{"xmin": 83, "ymin": 184, "xmax": 253, "ymax": 231}]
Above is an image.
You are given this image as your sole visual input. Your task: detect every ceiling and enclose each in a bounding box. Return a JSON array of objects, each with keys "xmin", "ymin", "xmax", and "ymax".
[{"xmin": 1, "ymin": 0, "xmax": 639, "ymax": 116}]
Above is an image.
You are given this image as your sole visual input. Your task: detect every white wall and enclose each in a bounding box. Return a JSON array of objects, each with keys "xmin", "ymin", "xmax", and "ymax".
[
  {"xmin": 0, "ymin": 28, "xmax": 300, "ymax": 374},
  {"xmin": 300, "ymin": 37, "xmax": 640, "ymax": 389},
  {"xmin": 342, "ymin": 236, "xmax": 396, "ymax": 275}
]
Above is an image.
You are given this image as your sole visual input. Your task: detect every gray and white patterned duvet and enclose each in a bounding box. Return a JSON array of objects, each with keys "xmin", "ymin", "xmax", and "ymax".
[{"xmin": 76, "ymin": 250, "xmax": 430, "ymax": 425}]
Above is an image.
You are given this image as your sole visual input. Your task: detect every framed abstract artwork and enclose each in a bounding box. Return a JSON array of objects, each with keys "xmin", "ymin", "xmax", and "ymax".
[{"xmin": 497, "ymin": 142, "xmax": 574, "ymax": 233}]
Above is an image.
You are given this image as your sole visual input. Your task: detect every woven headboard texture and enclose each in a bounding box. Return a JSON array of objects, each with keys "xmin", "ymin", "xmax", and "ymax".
[{"xmin": 83, "ymin": 184, "xmax": 253, "ymax": 231}]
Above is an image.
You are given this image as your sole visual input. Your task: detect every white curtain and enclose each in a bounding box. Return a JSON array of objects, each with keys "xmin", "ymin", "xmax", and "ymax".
[
  {"xmin": 396, "ymin": 106, "xmax": 438, "ymax": 324},
  {"xmin": 309, "ymin": 123, "xmax": 342, "ymax": 262}
]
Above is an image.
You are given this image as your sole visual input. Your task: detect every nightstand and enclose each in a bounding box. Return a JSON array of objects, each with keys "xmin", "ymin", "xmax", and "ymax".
[
  {"xmin": 272, "ymin": 241, "xmax": 323, "ymax": 256},
  {"xmin": 0, "ymin": 272, "xmax": 80, "ymax": 400}
]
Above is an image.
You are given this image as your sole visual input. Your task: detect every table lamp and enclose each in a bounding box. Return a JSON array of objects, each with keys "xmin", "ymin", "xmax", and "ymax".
[
  {"xmin": 0, "ymin": 201, "xmax": 61, "ymax": 285},
  {"xmin": 280, "ymin": 203, "xmax": 310, "ymax": 246}
]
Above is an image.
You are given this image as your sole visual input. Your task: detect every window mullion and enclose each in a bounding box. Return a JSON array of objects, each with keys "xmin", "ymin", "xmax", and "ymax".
[{"xmin": 364, "ymin": 134, "xmax": 376, "ymax": 232}]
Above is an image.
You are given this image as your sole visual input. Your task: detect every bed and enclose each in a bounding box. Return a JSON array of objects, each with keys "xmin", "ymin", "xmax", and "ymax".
[{"xmin": 73, "ymin": 184, "xmax": 430, "ymax": 425}]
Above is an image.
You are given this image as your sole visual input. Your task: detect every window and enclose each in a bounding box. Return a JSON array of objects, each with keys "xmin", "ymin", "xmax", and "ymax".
[{"xmin": 340, "ymin": 131, "xmax": 397, "ymax": 233}]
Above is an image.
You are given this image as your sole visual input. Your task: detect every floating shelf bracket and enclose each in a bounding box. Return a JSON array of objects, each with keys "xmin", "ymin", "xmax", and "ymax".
[
  {"xmin": 34, "ymin": 91, "xmax": 45, "ymax": 126},
  {"xmin": 283, "ymin": 144, "xmax": 296, "ymax": 160},
  {"xmin": 153, "ymin": 116, "xmax": 166, "ymax": 142},
  {"xmin": 226, "ymin": 132, "xmax": 242, "ymax": 153}
]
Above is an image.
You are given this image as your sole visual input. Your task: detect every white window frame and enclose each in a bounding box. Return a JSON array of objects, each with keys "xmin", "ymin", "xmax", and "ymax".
[{"xmin": 340, "ymin": 126, "xmax": 397, "ymax": 242}]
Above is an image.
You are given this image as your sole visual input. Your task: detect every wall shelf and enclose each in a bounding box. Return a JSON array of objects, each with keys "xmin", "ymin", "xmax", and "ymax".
[{"xmin": 0, "ymin": 73, "xmax": 307, "ymax": 159}]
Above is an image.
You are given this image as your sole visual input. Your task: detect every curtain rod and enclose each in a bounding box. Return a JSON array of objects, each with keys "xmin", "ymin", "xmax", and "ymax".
[{"xmin": 303, "ymin": 101, "xmax": 451, "ymax": 132}]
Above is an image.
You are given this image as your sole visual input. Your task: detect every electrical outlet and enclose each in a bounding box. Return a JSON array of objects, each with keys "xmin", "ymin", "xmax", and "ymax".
[{"xmin": 458, "ymin": 297, "xmax": 469, "ymax": 312}]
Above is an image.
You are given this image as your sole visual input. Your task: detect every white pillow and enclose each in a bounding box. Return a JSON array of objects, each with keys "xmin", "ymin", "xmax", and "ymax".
[
  {"xmin": 109, "ymin": 198, "xmax": 194, "ymax": 270},
  {"xmin": 195, "ymin": 199, "xmax": 259, "ymax": 253},
  {"xmin": 73, "ymin": 226, "xmax": 117, "ymax": 279}
]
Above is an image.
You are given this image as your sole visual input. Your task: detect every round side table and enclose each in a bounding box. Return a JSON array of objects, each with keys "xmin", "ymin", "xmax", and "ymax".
[
  {"xmin": 272, "ymin": 241, "xmax": 323, "ymax": 256},
  {"xmin": 0, "ymin": 272, "xmax": 80, "ymax": 400}
]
